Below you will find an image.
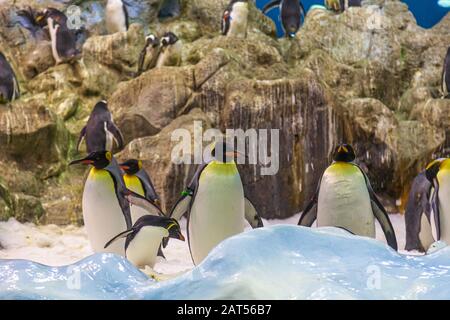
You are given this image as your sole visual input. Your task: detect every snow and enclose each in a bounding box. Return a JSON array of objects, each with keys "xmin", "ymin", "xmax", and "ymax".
[
  {"xmin": 0, "ymin": 213, "xmax": 409, "ymax": 269},
  {"xmin": 1, "ymin": 224, "xmax": 450, "ymax": 300}
]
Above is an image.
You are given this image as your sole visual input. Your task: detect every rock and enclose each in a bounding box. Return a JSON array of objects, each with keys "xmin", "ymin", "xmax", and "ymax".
[
  {"xmin": 81, "ymin": 23, "xmax": 146, "ymax": 95},
  {"xmin": 10, "ymin": 193, "xmax": 44, "ymax": 223},
  {"xmin": 22, "ymin": 41, "xmax": 55, "ymax": 79},
  {"xmin": 117, "ymin": 108, "xmax": 212, "ymax": 212}
]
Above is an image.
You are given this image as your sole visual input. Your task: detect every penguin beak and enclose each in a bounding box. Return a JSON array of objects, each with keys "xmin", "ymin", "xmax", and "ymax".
[
  {"xmin": 175, "ymin": 230, "xmax": 185, "ymax": 241},
  {"xmin": 69, "ymin": 157, "xmax": 94, "ymax": 166},
  {"xmin": 338, "ymin": 146, "xmax": 348, "ymax": 154},
  {"xmin": 225, "ymin": 151, "xmax": 248, "ymax": 161},
  {"xmin": 119, "ymin": 165, "xmax": 130, "ymax": 170}
]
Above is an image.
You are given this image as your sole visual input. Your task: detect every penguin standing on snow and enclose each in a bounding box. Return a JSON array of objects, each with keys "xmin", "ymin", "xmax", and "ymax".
[
  {"xmin": 441, "ymin": 47, "xmax": 450, "ymax": 99},
  {"xmin": 35, "ymin": 8, "xmax": 79, "ymax": 65},
  {"xmin": 221, "ymin": 0, "xmax": 249, "ymax": 38},
  {"xmin": 298, "ymin": 144, "xmax": 398, "ymax": 250},
  {"xmin": 105, "ymin": 0, "xmax": 129, "ymax": 34},
  {"xmin": 156, "ymin": 32, "xmax": 181, "ymax": 68},
  {"xmin": 0, "ymin": 52, "xmax": 20, "ymax": 104},
  {"xmin": 262, "ymin": 0, "xmax": 306, "ymax": 38},
  {"xmin": 137, "ymin": 34, "xmax": 160, "ymax": 75},
  {"xmin": 424, "ymin": 158, "xmax": 450, "ymax": 245},
  {"xmin": 325, "ymin": 0, "xmax": 361, "ymax": 13},
  {"xmin": 77, "ymin": 100, "xmax": 124, "ymax": 154},
  {"xmin": 69, "ymin": 151, "xmax": 133, "ymax": 256},
  {"xmin": 119, "ymin": 159, "xmax": 162, "ymax": 222},
  {"xmin": 169, "ymin": 141, "xmax": 264, "ymax": 265},
  {"xmin": 104, "ymin": 215, "xmax": 185, "ymax": 268}
]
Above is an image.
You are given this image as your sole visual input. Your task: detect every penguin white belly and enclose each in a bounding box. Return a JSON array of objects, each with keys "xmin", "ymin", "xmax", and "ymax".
[
  {"xmin": 126, "ymin": 227, "xmax": 168, "ymax": 268},
  {"xmin": 82, "ymin": 168, "xmax": 127, "ymax": 256},
  {"xmin": 106, "ymin": 2, "xmax": 126, "ymax": 34},
  {"xmin": 228, "ymin": 4, "xmax": 248, "ymax": 38},
  {"xmin": 438, "ymin": 168, "xmax": 450, "ymax": 243},
  {"xmin": 189, "ymin": 163, "xmax": 245, "ymax": 265},
  {"xmin": 418, "ymin": 211, "xmax": 435, "ymax": 251},
  {"xmin": 317, "ymin": 163, "xmax": 375, "ymax": 237}
]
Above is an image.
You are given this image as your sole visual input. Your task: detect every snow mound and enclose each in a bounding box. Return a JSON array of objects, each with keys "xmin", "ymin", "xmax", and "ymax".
[{"xmin": 1, "ymin": 225, "xmax": 449, "ymax": 300}]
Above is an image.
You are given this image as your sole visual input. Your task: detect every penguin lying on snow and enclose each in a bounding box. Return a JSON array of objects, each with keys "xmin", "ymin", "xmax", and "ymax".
[
  {"xmin": 105, "ymin": 0, "xmax": 129, "ymax": 34},
  {"xmin": 169, "ymin": 141, "xmax": 264, "ymax": 265},
  {"xmin": 325, "ymin": 0, "xmax": 362, "ymax": 13},
  {"xmin": 442, "ymin": 47, "xmax": 450, "ymax": 99},
  {"xmin": 137, "ymin": 34, "xmax": 160, "ymax": 76},
  {"xmin": 424, "ymin": 158, "xmax": 450, "ymax": 245},
  {"xmin": 298, "ymin": 143, "xmax": 398, "ymax": 251},
  {"xmin": 222, "ymin": 0, "xmax": 249, "ymax": 38},
  {"xmin": 120, "ymin": 159, "xmax": 162, "ymax": 222},
  {"xmin": 35, "ymin": 8, "xmax": 79, "ymax": 65},
  {"xmin": 0, "ymin": 52, "xmax": 20, "ymax": 104},
  {"xmin": 156, "ymin": 32, "xmax": 181, "ymax": 68},
  {"xmin": 77, "ymin": 100, "xmax": 124, "ymax": 154},
  {"xmin": 404, "ymin": 171, "xmax": 433, "ymax": 252},
  {"xmin": 69, "ymin": 151, "xmax": 133, "ymax": 256},
  {"xmin": 263, "ymin": 0, "xmax": 306, "ymax": 38},
  {"xmin": 105, "ymin": 215, "xmax": 185, "ymax": 269}
]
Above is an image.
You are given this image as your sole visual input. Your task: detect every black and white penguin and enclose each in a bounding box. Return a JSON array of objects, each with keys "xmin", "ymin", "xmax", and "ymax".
[
  {"xmin": 404, "ymin": 171, "xmax": 434, "ymax": 252},
  {"xmin": 442, "ymin": 47, "xmax": 450, "ymax": 99},
  {"xmin": 104, "ymin": 215, "xmax": 185, "ymax": 268},
  {"xmin": 137, "ymin": 34, "xmax": 160, "ymax": 75},
  {"xmin": 263, "ymin": 0, "xmax": 306, "ymax": 38},
  {"xmin": 298, "ymin": 143, "xmax": 398, "ymax": 250},
  {"xmin": 169, "ymin": 141, "xmax": 264, "ymax": 265},
  {"xmin": 156, "ymin": 32, "xmax": 181, "ymax": 68},
  {"xmin": 221, "ymin": 0, "xmax": 249, "ymax": 38},
  {"xmin": 424, "ymin": 158, "xmax": 450, "ymax": 245},
  {"xmin": 77, "ymin": 100, "xmax": 124, "ymax": 154},
  {"xmin": 15, "ymin": 7, "xmax": 48, "ymax": 40},
  {"xmin": 69, "ymin": 151, "xmax": 133, "ymax": 256},
  {"xmin": 36, "ymin": 8, "xmax": 79, "ymax": 64},
  {"xmin": 119, "ymin": 159, "xmax": 162, "ymax": 223},
  {"xmin": 105, "ymin": 0, "xmax": 129, "ymax": 34},
  {"xmin": 0, "ymin": 52, "xmax": 20, "ymax": 104},
  {"xmin": 325, "ymin": 0, "xmax": 362, "ymax": 13}
]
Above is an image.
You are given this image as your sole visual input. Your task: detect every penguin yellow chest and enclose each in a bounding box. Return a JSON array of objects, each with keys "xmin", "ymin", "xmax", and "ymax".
[
  {"xmin": 437, "ymin": 160, "xmax": 450, "ymax": 242},
  {"xmin": 123, "ymin": 174, "xmax": 149, "ymax": 224},
  {"xmin": 189, "ymin": 161, "xmax": 245, "ymax": 265},
  {"xmin": 317, "ymin": 162, "xmax": 375, "ymax": 237},
  {"xmin": 82, "ymin": 168, "xmax": 128, "ymax": 256}
]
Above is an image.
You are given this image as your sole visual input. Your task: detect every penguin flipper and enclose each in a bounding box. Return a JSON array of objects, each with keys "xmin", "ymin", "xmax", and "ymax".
[
  {"xmin": 126, "ymin": 188, "xmax": 165, "ymax": 216},
  {"xmin": 157, "ymin": 244, "xmax": 166, "ymax": 258},
  {"xmin": 244, "ymin": 197, "xmax": 264, "ymax": 228},
  {"xmin": 169, "ymin": 194, "xmax": 192, "ymax": 221},
  {"xmin": 298, "ymin": 201, "xmax": 317, "ymax": 227},
  {"xmin": 104, "ymin": 229, "xmax": 134, "ymax": 249},
  {"xmin": 76, "ymin": 126, "xmax": 86, "ymax": 152},
  {"xmin": 136, "ymin": 169, "xmax": 159, "ymax": 202},
  {"xmin": 106, "ymin": 159, "xmax": 133, "ymax": 228},
  {"xmin": 370, "ymin": 198, "xmax": 398, "ymax": 251},
  {"xmin": 262, "ymin": 0, "xmax": 281, "ymax": 14},
  {"xmin": 430, "ymin": 183, "xmax": 441, "ymax": 241},
  {"xmin": 106, "ymin": 122, "xmax": 124, "ymax": 150}
]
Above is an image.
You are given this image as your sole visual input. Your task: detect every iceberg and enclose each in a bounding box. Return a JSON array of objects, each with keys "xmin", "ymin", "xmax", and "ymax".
[
  {"xmin": 438, "ymin": 0, "xmax": 450, "ymax": 7},
  {"xmin": 1, "ymin": 225, "xmax": 450, "ymax": 300}
]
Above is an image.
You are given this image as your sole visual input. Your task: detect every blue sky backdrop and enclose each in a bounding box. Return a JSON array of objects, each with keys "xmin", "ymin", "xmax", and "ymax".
[{"xmin": 256, "ymin": 0, "xmax": 450, "ymax": 37}]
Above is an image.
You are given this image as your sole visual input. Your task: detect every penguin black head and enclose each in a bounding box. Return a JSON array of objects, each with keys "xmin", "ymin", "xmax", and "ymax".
[
  {"xmin": 36, "ymin": 8, "xmax": 67, "ymax": 27},
  {"xmin": 160, "ymin": 32, "xmax": 178, "ymax": 46},
  {"xmin": 425, "ymin": 159, "xmax": 444, "ymax": 183},
  {"xmin": 145, "ymin": 34, "xmax": 160, "ymax": 48},
  {"xmin": 211, "ymin": 141, "xmax": 243, "ymax": 163},
  {"xmin": 134, "ymin": 215, "xmax": 185, "ymax": 241},
  {"xmin": 119, "ymin": 159, "xmax": 143, "ymax": 175},
  {"xmin": 332, "ymin": 143, "xmax": 356, "ymax": 162},
  {"xmin": 69, "ymin": 151, "xmax": 112, "ymax": 169},
  {"xmin": 92, "ymin": 100, "xmax": 109, "ymax": 114}
]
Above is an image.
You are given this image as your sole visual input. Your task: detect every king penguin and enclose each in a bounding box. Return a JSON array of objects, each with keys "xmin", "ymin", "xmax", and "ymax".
[
  {"xmin": 77, "ymin": 100, "xmax": 124, "ymax": 154},
  {"xmin": 69, "ymin": 151, "xmax": 132, "ymax": 256},
  {"xmin": 105, "ymin": 0, "xmax": 129, "ymax": 34},
  {"xmin": 156, "ymin": 32, "xmax": 181, "ymax": 68},
  {"xmin": 119, "ymin": 159, "xmax": 162, "ymax": 223},
  {"xmin": 104, "ymin": 215, "xmax": 185, "ymax": 268},
  {"xmin": 262, "ymin": 0, "xmax": 306, "ymax": 38},
  {"xmin": 0, "ymin": 52, "xmax": 20, "ymax": 104},
  {"xmin": 36, "ymin": 8, "xmax": 79, "ymax": 65},
  {"xmin": 137, "ymin": 34, "xmax": 160, "ymax": 76},
  {"xmin": 221, "ymin": 0, "xmax": 249, "ymax": 38},
  {"xmin": 325, "ymin": 0, "xmax": 361, "ymax": 13},
  {"xmin": 442, "ymin": 47, "xmax": 450, "ymax": 99},
  {"xmin": 298, "ymin": 143, "xmax": 398, "ymax": 250},
  {"xmin": 424, "ymin": 158, "xmax": 450, "ymax": 246},
  {"xmin": 169, "ymin": 141, "xmax": 264, "ymax": 265}
]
